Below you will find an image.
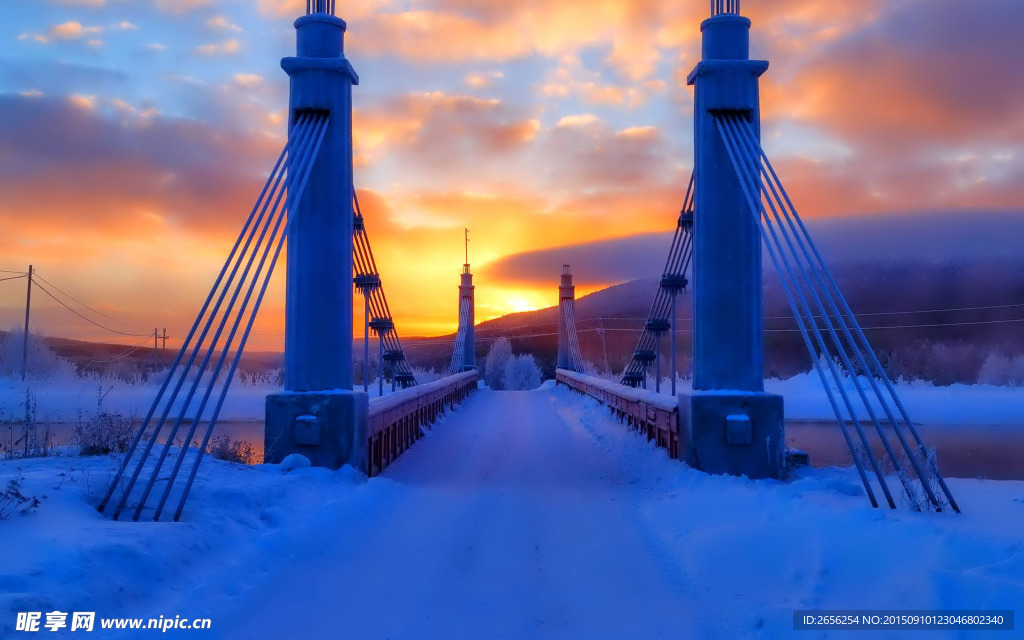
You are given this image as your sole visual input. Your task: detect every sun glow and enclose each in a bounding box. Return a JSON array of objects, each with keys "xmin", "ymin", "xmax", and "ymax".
[{"xmin": 506, "ymin": 299, "xmax": 539, "ymax": 314}]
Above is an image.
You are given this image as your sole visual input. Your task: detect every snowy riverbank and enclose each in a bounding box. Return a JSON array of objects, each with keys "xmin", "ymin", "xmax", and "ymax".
[
  {"xmin": 1, "ymin": 372, "xmax": 1023, "ymax": 427},
  {"xmin": 0, "ymin": 371, "xmax": 441, "ymax": 425},
  {"xmin": 1, "ymin": 385, "xmax": 1022, "ymax": 639}
]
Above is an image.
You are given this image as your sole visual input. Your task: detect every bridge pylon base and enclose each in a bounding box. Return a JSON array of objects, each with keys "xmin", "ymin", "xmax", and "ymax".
[
  {"xmin": 678, "ymin": 391, "xmax": 785, "ymax": 479},
  {"xmin": 265, "ymin": 390, "xmax": 369, "ymax": 471}
]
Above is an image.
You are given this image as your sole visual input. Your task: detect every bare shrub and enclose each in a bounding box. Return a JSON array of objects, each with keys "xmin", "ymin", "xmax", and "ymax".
[
  {"xmin": 238, "ymin": 369, "xmax": 283, "ymax": 388},
  {"xmin": 0, "ymin": 472, "xmax": 42, "ymax": 520},
  {"xmin": 1, "ymin": 389, "xmax": 55, "ymax": 460},
  {"xmin": 73, "ymin": 388, "xmax": 136, "ymax": 456},
  {"xmin": 206, "ymin": 436, "xmax": 259, "ymax": 465}
]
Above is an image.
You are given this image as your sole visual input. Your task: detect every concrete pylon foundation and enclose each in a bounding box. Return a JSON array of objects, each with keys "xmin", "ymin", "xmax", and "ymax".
[
  {"xmin": 265, "ymin": 6, "xmax": 368, "ymax": 471},
  {"xmin": 679, "ymin": 6, "xmax": 785, "ymax": 479}
]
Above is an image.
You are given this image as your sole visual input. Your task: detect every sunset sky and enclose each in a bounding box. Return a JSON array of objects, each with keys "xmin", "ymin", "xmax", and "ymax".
[{"xmin": 0, "ymin": 0, "xmax": 1021, "ymax": 348}]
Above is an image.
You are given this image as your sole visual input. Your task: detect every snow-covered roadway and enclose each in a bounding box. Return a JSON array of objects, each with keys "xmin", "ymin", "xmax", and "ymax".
[
  {"xmin": 172, "ymin": 386, "xmax": 703, "ymax": 639},
  {"xmin": 161, "ymin": 385, "xmax": 1023, "ymax": 639}
]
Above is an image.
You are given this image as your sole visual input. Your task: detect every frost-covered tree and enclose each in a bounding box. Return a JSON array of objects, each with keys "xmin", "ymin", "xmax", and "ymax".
[
  {"xmin": 978, "ymin": 353, "xmax": 1024, "ymax": 386},
  {"xmin": 484, "ymin": 337, "xmax": 513, "ymax": 390},
  {"xmin": 0, "ymin": 330, "xmax": 75, "ymax": 380},
  {"xmin": 503, "ymin": 354, "xmax": 541, "ymax": 391}
]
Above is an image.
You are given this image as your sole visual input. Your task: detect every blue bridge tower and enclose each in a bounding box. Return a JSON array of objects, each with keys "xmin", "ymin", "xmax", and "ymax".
[
  {"xmin": 679, "ymin": 1, "xmax": 785, "ymax": 478},
  {"xmin": 265, "ymin": 3, "xmax": 368, "ymax": 470}
]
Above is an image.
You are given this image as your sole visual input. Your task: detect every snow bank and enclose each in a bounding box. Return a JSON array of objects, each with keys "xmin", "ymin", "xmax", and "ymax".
[
  {"xmin": 0, "ymin": 452, "xmax": 368, "ymax": 636},
  {"xmin": 590, "ymin": 371, "xmax": 1024, "ymax": 426},
  {"xmin": 767, "ymin": 373, "xmax": 1024, "ymax": 426},
  {"xmin": 1, "ymin": 384, "xmax": 1021, "ymax": 639},
  {"xmin": 557, "ymin": 368, "xmax": 676, "ymax": 410},
  {"xmin": 0, "ymin": 371, "xmax": 443, "ymax": 425}
]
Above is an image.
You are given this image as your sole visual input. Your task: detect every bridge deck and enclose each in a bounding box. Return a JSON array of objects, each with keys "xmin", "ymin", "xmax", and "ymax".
[
  {"xmin": 192, "ymin": 386, "xmax": 701, "ymax": 638},
  {"xmin": 149, "ymin": 386, "xmax": 1022, "ymax": 639}
]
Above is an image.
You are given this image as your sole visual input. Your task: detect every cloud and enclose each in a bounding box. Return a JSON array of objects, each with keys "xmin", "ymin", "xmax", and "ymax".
[
  {"xmin": 20, "ymin": 21, "xmax": 105, "ymax": 44},
  {"xmin": 207, "ymin": 16, "xmax": 243, "ymax": 32},
  {"xmin": 353, "ymin": 91, "xmax": 540, "ymax": 173},
  {"xmin": 68, "ymin": 94, "xmax": 96, "ymax": 110},
  {"xmin": 774, "ymin": 0, "xmax": 1024, "ymax": 150},
  {"xmin": 53, "ymin": 21, "xmax": 102, "ymax": 39},
  {"xmin": 256, "ymin": 0, "xmax": 395, "ymax": 19},
  {"xmin": 233, "ymin": 73, "xmax": 263, "ymax": 87},
  {"xmin": 0, "ymin": 59, "xmax": 130, "ymax": 96},
  {"xmin": 50, "ymin": 0, "xmax": 116, "ymax": 5},
  {"xmin": 5, "ymin": 0, "xmax": 1024, "ymax": 339},
  {"xmin": 541, "ymin": 116, "xmax": 674, "ymax": 194},
  {"xmin": 195, "ymin": 39, "xmax": 241, "ymax": 55},
  {"xmin": 0, "ymin": 94, "xmax": 281, "ymax": 240},
  {"xmin": 463, "ymin": 71, "xmax": 503, "ymax": 89},
  {"xmin": 556, "ymin": 114, "xmax": 600, "ymax": 128},
  {"xmin": 749, "ymin": 0, "xmax": 1024, "ymax": 217}
]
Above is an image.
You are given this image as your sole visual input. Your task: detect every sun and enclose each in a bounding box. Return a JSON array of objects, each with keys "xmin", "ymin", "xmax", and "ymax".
[{"xmin": 507, "ymin": 299, "xmax": 538, "ymax": 314}]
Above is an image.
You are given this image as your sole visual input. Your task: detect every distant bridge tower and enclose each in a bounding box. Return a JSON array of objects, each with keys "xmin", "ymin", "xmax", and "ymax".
[
  {"xmin": 449, "ymin": 229, "xmax": 476, "ymax": 373},
  {"xmin": 458, "ymin": 229, "xmax": 476, "ymax": 370},
  {"xmin": 557, "ymin": 265, "xmax": 574, "ymax": 370},
  {"xmin": 681, "ymin": 0, "xmax": 784, "ymax": 478},
  {"xmin": 265, "ymin": 1, "xmax": 368, "ymax": 470},
  {"xmin": 557, "ymin": 265, "xmax": 583, "ymax": 372}
]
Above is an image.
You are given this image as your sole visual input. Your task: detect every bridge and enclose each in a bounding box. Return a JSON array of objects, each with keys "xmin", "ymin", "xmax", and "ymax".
[{"xmin": 96, "ymin": 0, "xmax": 956, "ymax": 524}]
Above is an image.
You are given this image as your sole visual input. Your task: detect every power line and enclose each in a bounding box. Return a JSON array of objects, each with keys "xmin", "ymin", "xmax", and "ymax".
[
  {"xmin": 575, "ymin": 302, "xmax": 1024, "ymax": 324},
  {"xmin": 409, "ymin": 315, "xmax": 1024, "ymax": 346},
  {"xmin": 0, "ymin": 269, "xmax": 27, "ymax": 275},
  {"xmin": 0, "ymin": 275, "xmax": 27, "ymax": 283},
  {"xmin": 31, "ymin": 280, "xmax": 152, "ymax": 338},
  {"xmin": 853, "ymin": 317, "xmax": 1024, "ymax": 331},
  {"xmin": 766, "ymin": 301, "xmax": 1024, "ymax": 321},
  {"xmin": 583, "ymin": 318, "xmax": 1024, "ymax": 333},
  {"xmin": 33, "ymin": 271, "xmax": 151, "ymax": 332},
  {"xmin": 82, "ymin": 335, "xmax": 155, "ymax": 367}
]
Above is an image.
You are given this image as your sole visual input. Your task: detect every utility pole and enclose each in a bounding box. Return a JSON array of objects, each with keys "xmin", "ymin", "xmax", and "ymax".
[
  {"xmin": 21, "ymin": 265, "xmax": 33, "ymax": 381},
  {"xmin": 153, "ymin": 328, "xmax": 159, "ymax": 359},
  {"xmin": 161, "ymin": 328, "xmax": 168, "ymax": 353}
]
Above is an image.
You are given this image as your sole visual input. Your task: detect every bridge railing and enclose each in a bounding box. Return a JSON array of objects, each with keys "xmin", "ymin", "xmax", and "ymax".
[
  {"xmin": 367, "ymin": 370, "xmax": 478, "ymax": 476},
  {"xmin": 556, "ymin": 369, "xmax": 679, "ymax": 459}
]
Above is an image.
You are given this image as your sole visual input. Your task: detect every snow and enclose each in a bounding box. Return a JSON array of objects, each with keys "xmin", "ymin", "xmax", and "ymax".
[
  {"xmin": 1, "ymin": 365, "xmax": 1020, "ymax": 430},
  {"xmin": 0, "ymin": 372, "xmax": 439, "ymax": 426},
  {"xmin": 368, "ymin": 370, "xmax": 476, "ymax": 413},
  {"xmin": 767, "ymin": 373, "xmax": 1024, "ymax": 426},
  {"xmin": 558, "ymin": 368, "xmax": 676, "ymax": 410},
  {"xmin": 604, "ymin": 372, "xmax": 1024, "ymax": 426},
  {"xmin": 2, "ymin": 384, "xmax": 1022, "ymax": 639}
]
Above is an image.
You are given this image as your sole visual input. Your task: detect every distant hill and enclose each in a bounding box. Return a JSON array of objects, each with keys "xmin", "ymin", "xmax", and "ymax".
[
  {"xmin": 0, "ymin": 330, "xmax": 283, "ymax": 379},
  {"xmin": 481, "ymin": 209, "xmax": 1024, "ymax": 288},
  {"xmin": 406, "ymin": 255, "xmax": 1024, "ymax": 384}
]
